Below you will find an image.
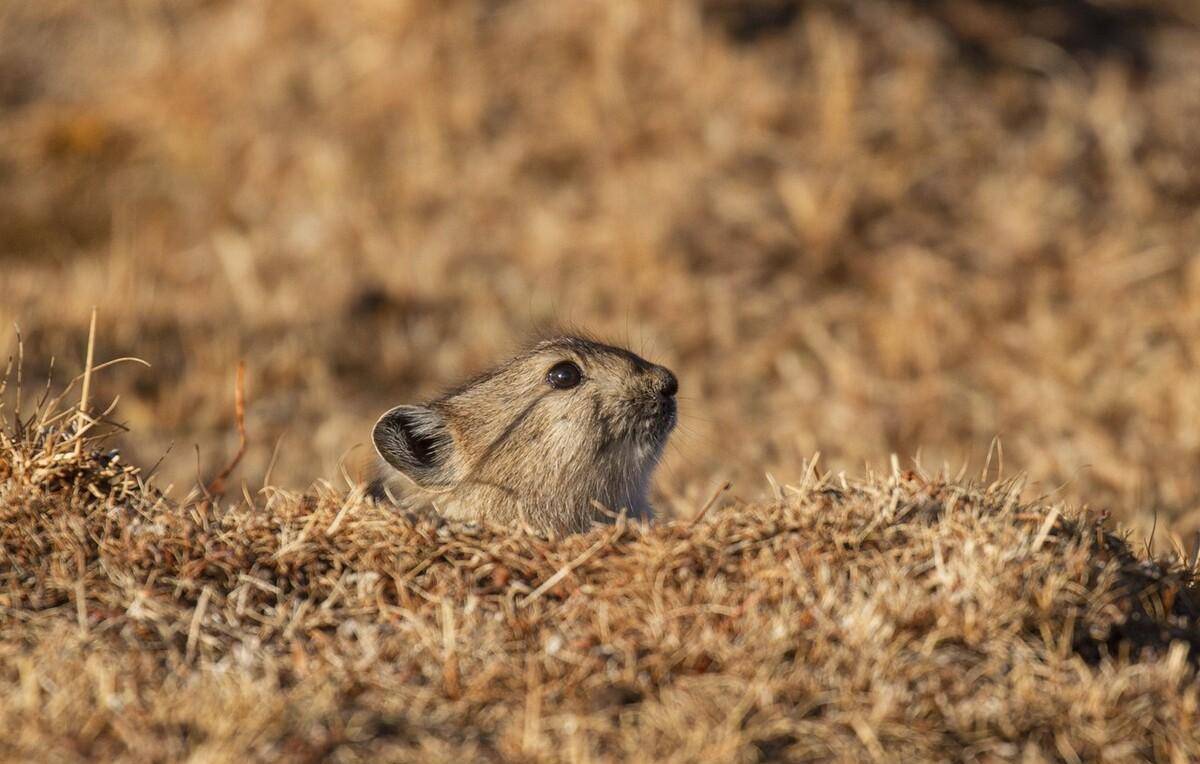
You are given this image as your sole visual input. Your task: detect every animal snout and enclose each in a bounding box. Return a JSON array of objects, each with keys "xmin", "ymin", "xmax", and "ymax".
[{"xmin": 652, "ymin": 366, "xmax": 678, "ymax": 399}]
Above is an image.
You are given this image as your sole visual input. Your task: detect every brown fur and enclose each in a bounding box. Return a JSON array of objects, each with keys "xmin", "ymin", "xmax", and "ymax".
[{"xmin": 370, "ymin": 337, "xmax": 677, "ymax": 536}]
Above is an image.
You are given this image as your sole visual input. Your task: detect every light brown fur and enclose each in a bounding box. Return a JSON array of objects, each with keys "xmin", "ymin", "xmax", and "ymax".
[{"xmin": 370, "ymin": 336, "xmax": 678, "ymax": 536}]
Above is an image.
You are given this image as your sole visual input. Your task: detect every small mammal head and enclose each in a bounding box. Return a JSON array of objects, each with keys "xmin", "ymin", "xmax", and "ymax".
[{"xmin": 371, "ymin": 336, "xmax": 678, "ymax": 536}]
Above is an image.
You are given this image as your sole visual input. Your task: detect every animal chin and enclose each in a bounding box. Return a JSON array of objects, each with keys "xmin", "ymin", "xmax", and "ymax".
[
  {"xmin": 609, "ymin": 400, "xmax": 675, "ymax": 463},
  {"xmin": 633, "ymin": 409, "xmax": 675, "ymax": 452}
]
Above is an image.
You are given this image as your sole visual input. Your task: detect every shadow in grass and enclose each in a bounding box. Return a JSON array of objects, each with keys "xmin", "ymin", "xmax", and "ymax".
[{"xmin": 702, "ymin": 0, "xmax": 1180, "ymax": 78}]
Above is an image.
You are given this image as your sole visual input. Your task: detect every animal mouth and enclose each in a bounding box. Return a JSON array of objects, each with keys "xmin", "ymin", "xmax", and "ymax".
[{"xmin": 637, "ymin": 398, "xmax": 676, "ymax": 446}]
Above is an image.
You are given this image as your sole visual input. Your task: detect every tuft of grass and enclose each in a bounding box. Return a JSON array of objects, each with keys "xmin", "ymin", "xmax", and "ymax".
[{"xmin": 2, "ymin": 367, "xmax": 1198, "ymax": 762}]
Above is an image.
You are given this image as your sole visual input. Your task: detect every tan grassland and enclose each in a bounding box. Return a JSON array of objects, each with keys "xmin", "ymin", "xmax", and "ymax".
[
  {"xmin": 3, "ymin": 0, "xmax": 1200, "ymax": 760},
  {"xmin": 3, "ymin": 0, "xmax": 1200, "ymax": 540},
  {"xmin": 2, "ymin": 389, "xmax": 1199, "ymax": 761}
]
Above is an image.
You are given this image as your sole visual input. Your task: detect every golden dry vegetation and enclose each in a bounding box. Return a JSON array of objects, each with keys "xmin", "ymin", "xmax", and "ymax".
[
  {"xmin": 3, "ymin": 0, "xmax": 1200, "ymax": 760},
  {"xmin": 3, "ymin": 0, "xmax": 1200, "ymax": 539},
  {"xmin": 2, "ymin": 396, "xmax": 1199, "ymax": 761}
]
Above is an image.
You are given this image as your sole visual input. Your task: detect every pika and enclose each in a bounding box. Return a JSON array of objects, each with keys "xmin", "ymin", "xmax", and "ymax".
[{"xmin": 369, "ymin": 336, "xmax": 678, "ymax": 536}]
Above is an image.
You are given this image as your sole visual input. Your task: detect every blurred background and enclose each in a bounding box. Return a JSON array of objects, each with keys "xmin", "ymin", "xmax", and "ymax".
[{"xmin": 2, "ymin": 0, "xmax": 1199, "ymax": 543}]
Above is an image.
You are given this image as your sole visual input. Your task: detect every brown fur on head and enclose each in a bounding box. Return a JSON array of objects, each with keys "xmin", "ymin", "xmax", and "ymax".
[{"xmin": 370, "ymin": 336, "xmax": 678, "ymax": 536}]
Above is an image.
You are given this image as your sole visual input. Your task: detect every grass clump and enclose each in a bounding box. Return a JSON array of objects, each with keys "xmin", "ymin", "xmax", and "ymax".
[{"xmin": 2, "ymin": 372, "xmax": 1198, "ymax": 762}]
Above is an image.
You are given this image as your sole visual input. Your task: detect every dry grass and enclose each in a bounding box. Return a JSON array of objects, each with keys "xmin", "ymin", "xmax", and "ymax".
[
  {"xmin": 3, "ymin": 379, "xmax": 1200, "ymax": 762},
  {"xmin": 4, "ymin": 0, "xmax": 1200, "ymax": 759}
]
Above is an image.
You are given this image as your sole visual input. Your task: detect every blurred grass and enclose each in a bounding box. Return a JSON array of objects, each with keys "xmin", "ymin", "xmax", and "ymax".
[{"xmin": 2, "ymin": 0, "xmax": 1200, "ymax": 544}]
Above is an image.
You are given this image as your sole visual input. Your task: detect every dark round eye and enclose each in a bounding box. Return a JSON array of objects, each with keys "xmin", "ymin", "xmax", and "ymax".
[{"xmin": 546, "ymin": 361, "xmax": 583, "ymax": 390}]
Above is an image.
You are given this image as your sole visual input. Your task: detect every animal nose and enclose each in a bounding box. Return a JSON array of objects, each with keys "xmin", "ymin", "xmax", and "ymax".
[{"xmin": 655, "ymin": 367, "xmax": 678, "ymax": 398}]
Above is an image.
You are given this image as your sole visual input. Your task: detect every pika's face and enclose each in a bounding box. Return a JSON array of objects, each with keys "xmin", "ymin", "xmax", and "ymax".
[
  {"xmin": 509, "ymin": 338, "xmax": 679, "ymax": 464},
  {"xmin": 372, "ymin": 336, "xmax": 678, "ymax": 514}
]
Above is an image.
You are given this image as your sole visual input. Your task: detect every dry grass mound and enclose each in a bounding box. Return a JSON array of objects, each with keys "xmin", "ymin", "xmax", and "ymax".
[{"xmin": 2, "ymin": 386, "xmax": 1199, "ymax": 762}]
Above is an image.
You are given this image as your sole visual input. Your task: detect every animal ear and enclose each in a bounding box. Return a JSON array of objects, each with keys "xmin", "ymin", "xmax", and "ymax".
[{"xmin": 372, "ymin": 405, "xmax": 458, "ymax": 489}]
